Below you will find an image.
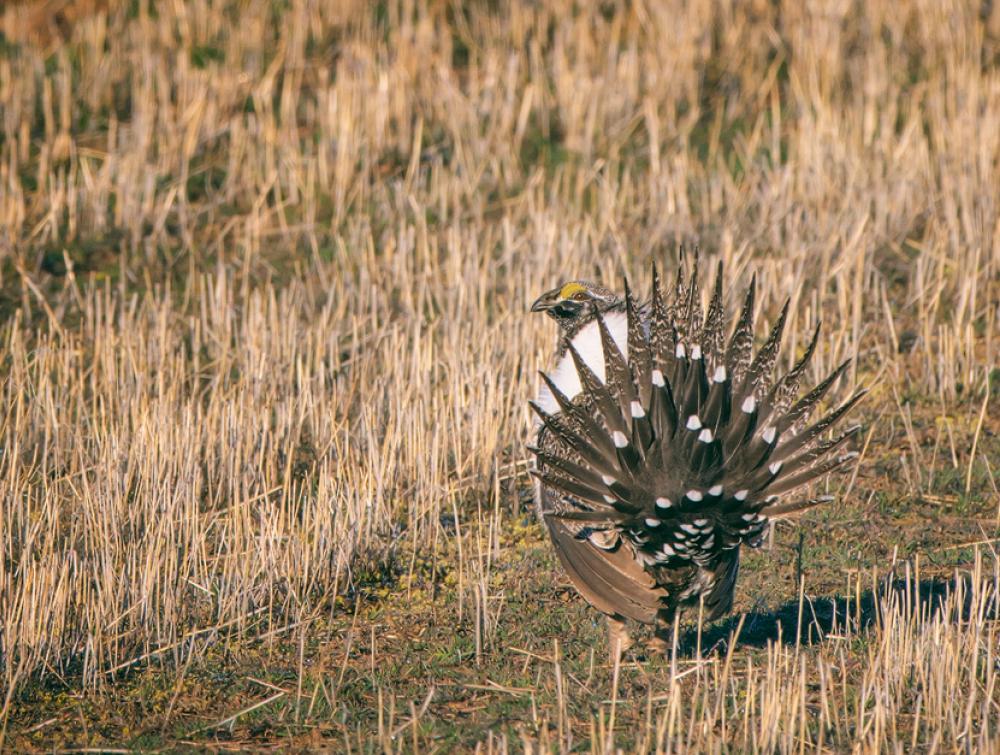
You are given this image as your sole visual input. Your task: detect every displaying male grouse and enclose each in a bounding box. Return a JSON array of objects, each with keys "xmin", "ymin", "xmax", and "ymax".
[{"xmin": 529, "ymin": 259, "xmax": 863, "ymax": 658}]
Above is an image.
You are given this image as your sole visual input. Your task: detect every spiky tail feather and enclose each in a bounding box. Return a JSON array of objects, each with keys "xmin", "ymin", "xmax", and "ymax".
[{"xmin": 532, "ymin": 259, "xmax": 863, "ymax": 562}]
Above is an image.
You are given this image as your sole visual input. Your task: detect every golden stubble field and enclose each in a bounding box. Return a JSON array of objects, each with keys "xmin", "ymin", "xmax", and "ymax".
[{"xmin": 0, "ymin": 0, "xmax": 999, "ymax": 750}]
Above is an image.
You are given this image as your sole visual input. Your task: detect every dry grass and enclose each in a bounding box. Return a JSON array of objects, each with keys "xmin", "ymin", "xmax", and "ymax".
[
  {"xmin": 0, "ymin": 0, "xmax": 998, "ymax": 750},
  {"xmin": 0, "ymin": 0, "xmax": 110, "ymax": 48}
]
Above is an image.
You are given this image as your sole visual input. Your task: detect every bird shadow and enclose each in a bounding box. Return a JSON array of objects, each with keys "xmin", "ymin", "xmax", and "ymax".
[{"xmin": 670, "ymin": 574, "xmax": 995, "ymax": 659}]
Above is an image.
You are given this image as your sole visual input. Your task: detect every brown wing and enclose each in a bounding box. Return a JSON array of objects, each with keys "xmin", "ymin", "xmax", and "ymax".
[{"xmin": 544, "ymin": 503, "xmax": 661, "ymax": 624}]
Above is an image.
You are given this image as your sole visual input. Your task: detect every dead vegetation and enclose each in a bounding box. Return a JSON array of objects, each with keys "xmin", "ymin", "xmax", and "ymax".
[{"xmin": 0, "ymin": 0, "xmax": 998, "ymax": 750}]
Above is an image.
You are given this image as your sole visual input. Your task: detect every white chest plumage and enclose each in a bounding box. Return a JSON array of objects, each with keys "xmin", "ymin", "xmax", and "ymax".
[{"xmin": 536, "ymin": 310, "xmax": 629, "ymax": 415}]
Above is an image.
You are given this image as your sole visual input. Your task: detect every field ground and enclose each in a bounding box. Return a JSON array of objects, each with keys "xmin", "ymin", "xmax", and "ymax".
[{"xmin": 1, "ymin": 0, "xmax": 999, "ymax": 751}]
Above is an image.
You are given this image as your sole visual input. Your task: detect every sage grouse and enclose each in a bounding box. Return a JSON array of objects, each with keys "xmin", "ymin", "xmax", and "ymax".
[{"xmin": 528, "ymin": 260, "xmax": 863, "ymax": 656}]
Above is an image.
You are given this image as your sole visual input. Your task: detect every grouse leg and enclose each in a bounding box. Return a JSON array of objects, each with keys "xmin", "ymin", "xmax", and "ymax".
[
  {"xmin": 649, "ymin": 607, "xmax": 679, "ymax": 655},
  {"xmin": 607, "ymin": 615, "xmax": 633, "ymax": 664}
]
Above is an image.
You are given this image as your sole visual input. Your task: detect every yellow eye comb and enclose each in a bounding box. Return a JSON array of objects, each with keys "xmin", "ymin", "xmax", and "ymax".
[{"xmin": 559, "ymin": 282, "xmax": 586, "ymax": 299}]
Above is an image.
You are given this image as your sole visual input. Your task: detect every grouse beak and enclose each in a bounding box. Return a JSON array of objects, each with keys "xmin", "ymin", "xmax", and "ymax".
[{"xmin": 530, "ymin": 287, "xmax": 562, "ymax": 313}]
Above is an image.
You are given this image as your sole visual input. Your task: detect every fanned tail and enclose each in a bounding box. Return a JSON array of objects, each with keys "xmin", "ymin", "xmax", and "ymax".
[{"xmin": 532, "ymin": 257, "xmax": 863, "ymax": 567}]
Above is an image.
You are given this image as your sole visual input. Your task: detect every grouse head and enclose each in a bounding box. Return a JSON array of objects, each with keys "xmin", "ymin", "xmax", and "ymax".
[{"xmin": 530, "ymin": 280, "xmax": 622, "ymax": 332}]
